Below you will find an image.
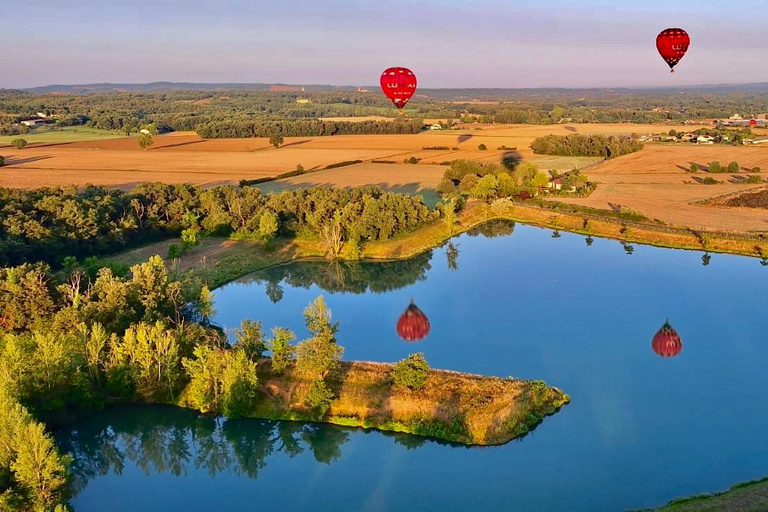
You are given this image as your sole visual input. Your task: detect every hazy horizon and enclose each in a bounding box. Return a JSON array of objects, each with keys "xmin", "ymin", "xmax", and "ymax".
[{"xmin": 2, "ymin": 0, "xmax": 767, "ymax": 90}]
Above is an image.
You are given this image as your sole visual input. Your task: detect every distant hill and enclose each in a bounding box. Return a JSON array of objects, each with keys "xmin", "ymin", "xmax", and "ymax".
[
  {"xmin": 12, "ymin": 81, "xmax": 768, "ymax": 99},
  {"xmin": 20, "ymin": 82, "xmax": 361, "ymax": 94}
]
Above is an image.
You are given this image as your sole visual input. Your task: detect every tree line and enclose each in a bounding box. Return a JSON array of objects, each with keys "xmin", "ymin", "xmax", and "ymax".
[
  {"xmin": 195, "ymin": 118, "xmax": 423, "ymax": 138},
  {"xmin": 0, "ymin": 184, "xmax": 434, "ymax": 267},
  {"xmin": 530, "ymin": 134, "xmax": 644, "ymax": 158}
]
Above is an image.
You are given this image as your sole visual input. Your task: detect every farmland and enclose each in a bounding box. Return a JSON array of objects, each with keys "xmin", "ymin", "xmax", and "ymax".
[
  {"xmin": 552, "ymin": 144, "xmax": 768, "ymax": 232},
  {"xmin": 0, "ymin": 123, "xmax": 688, "ymax": 191},
  {"xmin": 1, "ymin": 122, "xmax": 766, "ymax": 233}
]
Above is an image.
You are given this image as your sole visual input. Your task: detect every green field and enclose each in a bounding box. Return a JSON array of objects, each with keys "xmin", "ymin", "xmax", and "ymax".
[
  {"xmin": 528, "ymin": 155, "xmax": 604, "ymax": 173},
  {"xmin": 0, "ymin": 125, "xmax": 127, "ymax": 145}
]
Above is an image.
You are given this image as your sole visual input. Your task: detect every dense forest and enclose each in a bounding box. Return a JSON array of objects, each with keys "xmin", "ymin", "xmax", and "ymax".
[
  {"xmin": 530, "ymin": 134, "xmax": 644, "ymax": 158},
  {"xmin": 0, "ymin": 184, "xmax": 434, "ymax": 267},
  {"xmin": 2, "ymin": 86, "xmax": 767, "ymax": 137}
]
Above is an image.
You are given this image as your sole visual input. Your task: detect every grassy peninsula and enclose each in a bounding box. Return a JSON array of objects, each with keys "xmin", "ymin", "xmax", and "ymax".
[{"xmin": 178, "ymin": 359, "xmax": 569, "ymax": 446}]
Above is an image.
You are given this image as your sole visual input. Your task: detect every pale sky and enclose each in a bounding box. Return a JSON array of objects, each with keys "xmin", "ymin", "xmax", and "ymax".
[{"xmin": 2, "ymin": 0, "xmax": 767, "ymax": 89}]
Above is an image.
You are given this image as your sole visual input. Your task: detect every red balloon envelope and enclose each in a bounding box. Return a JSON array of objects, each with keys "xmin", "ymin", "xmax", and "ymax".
[
  {"xmin": 652, "ymin": 320, "xmax": 683, "ymax": 358},
  {"xmin": 656, "ymin": 28, "xmax": 690, "ymax": 73},
  {"xmin": 397, "ymin": 300, "xmax": 430, "ymax": 342},
  {"xmin": 380, "ymin": 67, "xmax": 417, "ymax": 109}
]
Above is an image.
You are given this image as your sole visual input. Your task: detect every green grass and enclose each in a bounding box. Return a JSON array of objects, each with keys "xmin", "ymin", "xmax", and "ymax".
[
  {"xmin": 0, "ymin": 126, "xmax": 127, "ymax": 145},
  {"xmin": 528, "ymin": 155, "xmax": 604, "ymax": 172},
  {"xmin": 629, "ymin": 478, "xmax": 768, "ymax": 512}
]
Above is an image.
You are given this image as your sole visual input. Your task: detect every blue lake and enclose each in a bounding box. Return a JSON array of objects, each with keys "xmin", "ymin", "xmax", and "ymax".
[{"xmin": 63, "ymin": 223, "xmax": 768, "ymax": 512}]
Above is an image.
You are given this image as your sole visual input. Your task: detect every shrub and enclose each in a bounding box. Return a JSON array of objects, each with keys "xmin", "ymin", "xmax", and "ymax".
[
  {"xmin": 458, "ymin": 173, "xmax": 480, "ymax": 193},
  {"xmin": 753, "ymin": 167, "xmax": 761, "ymax": 173},
  {"xmin": 478, "ymin": 144, "xmax": 487, "ymax": 151},
  {"xmin": 422, "ymin": 146, "xmax": 450, "ymax": 150},
  {"xmin": 689, "ymin": 163, "xmax": 698, "ymax": 173},
  {"xmin": 137, "ymin": 133, "xmax": 153, "ymax": 150},
  {"xmin": 295, "ymin": 163, "xmax": 305, "ymax": 173},
  {"xmin": 404, "ymin": 156, "xmax": 421, "ymax": 164},
  {"xmin": 305, "ymin": 379, "xmax": 334, "ymax": 414},
  {"xmin": 325, "ymin": 159, "xmax": 362, "ymax": 169},
  {"xmin": 708, "ymin": 161, "xmax": 723, "ymax": 173},
  {"xmin": 727, "ymin": 161, "xmax": 740, "ymax": 173},
  {"xmin": 11, "ymin": 138, "xmax": 27, "ymax": 149},
  {"xmin": 0, "ymin": 155, "xmax": 4, "ymax": 166},
  {"xmin": 746, "ymin": 175, "xmax": 764, "ymax": 184},
  {"xmin": 269, "ymin": 133, "xmax": 284, "ymax": 148},
  {"xmin": 436, "ymin": 178, "xmax": 457, "ymax": 195},
  {"xmin": 391, "ymin": 353, "xmax": 430, "ymax": 390},
  {"xmin": 168, "ymin": 244, "xmax": 182, "ymax": 259},
  {"xmin": 702, "ymin": 177, "xmax": 720, "ymax": 185}
]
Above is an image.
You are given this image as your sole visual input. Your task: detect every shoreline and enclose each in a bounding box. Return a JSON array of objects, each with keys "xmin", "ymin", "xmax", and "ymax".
[
  {"xmin": 104, "ymin": 198, "xmax": 768, "ymax": 291},
  {"xmin": 176, "ymin": 360, "xmax": 571, "ymax": 446}
]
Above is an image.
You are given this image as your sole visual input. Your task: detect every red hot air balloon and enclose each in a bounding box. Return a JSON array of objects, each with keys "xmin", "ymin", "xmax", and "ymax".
[
  {"xmin": 380, "ymin": 67, "xmax": 417, "ymax": 110},
  {"xmin": 396, "ymin": 300, "xmax": 430, "ymax": 342},
  {"xmin": 656, "ymin": 28, "xmax": 690, "ymax": 73},
  {"xmin": 652, "ymin": 320, "xmax": 683, "ymax": 358}
]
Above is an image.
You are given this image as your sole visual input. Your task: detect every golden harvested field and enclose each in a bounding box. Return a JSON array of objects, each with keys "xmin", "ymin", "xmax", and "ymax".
[
  {"xmin": 0, "ymin": 123, "xmax": 693, "ymax": 191},
  {"xmin": 6, "ymin": 122, "xmax": 763, "ymax": 233},
  {"xmin": 553, "ymin": 144, "xmax": 768, "ymax": 232}
]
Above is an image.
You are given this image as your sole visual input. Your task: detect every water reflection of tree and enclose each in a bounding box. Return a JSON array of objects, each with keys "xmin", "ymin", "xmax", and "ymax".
[
  {"xmin": 56, "ymin": 406, "xmax": 356, "ymax": 496},
  {"xmin": 238, "ymin": 219, "xmax": 516, "ymax": 301},
  {"xmin": 467, "ymin": 219, "xmax": 515, "ymax": 239},
  {"xmin": 241, "ymin": 251, "xmax": 434, "ymax": 301},
  {"xmin": 445, "ymin": 242, "xmax": 460, "ymax": 272}
]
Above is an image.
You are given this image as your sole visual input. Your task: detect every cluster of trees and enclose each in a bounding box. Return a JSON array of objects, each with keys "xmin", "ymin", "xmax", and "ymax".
[
  {"xmin": 0, "ymin": 184, "xmax": 434, "ymax": 267},
  {"xmin": 531, "ymin": 134, "xmax": 644, "ymax": 158},
  {"xmin": 0, "ymin": 250, "xmax": 438, "ymax": 509},
  {"xmin": 704, "ymin": 160, "xmax": 745, "ymax": 174},
  {"xmin": 196, "ymin": 118, "xmax": 423, "ymax": 138},
  {"xmin": 435, "ymin": 159, "xmax": 590, "ymax": 201}
]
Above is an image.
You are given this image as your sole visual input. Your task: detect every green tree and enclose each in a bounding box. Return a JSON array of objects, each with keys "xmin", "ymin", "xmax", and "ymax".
[
  {"xmin": 296, "ymin": 297, "xmax": 343, "ymax": 379},
  {"xmin": 268, "ymin": 327, "xmax": 296, "ymax": 372},
  {"xmin": 478, "ymin": 143, "xmax": 487, "ymax": 150},
  {"xmin": 109, "ymin": 321, "xmax": 181, "ymax": 397},
  {"xmin": 690, "ymin": 163, "xmax": 698, "ymax": 173},
  {"xmin": 439, "ymin": 197, "xmax": 459, "ymax": 234},
  {"xmin": 183, "ymin": 345, "xmax": 227, "ymax": 413},
  {"xmin": 471, "ymin": 174, "xmax": 499, "ymax": 200},
  {"xmin": 138, "ymin": 132, "xmax": 154, "ymax": 150},
  {"xmin": 513, "ymin": 161, "xmax": 538, "ymax": 185},
  {"xmin": 198, "ymin": 285, "xmax": 216, "ymax": 322},
  {"xmin": 0, "ymin": 155, "xmax": 4, "ymax": 166},
  {"xmin": 708, "ymin": 161, "xmax": 723, "ymax": 173},
  {"xmin": 435, "ymin": 178, "xmax": 457, "ymax": 195},
  {"xmin": 458, "ymin": 173, "xmax": 479, "ymax": 193},
  {"xmin": 233, "ymin": 320, "xmax": 266, "ymax": 361},
  {"xmin": 391, "ymin": 353, "xmax": 430, "ymax": 390},
  {"xmin": 727, "ymin": 161, "xmax": 740, "ymax": 173},
  {"xmin": 181, "ymin": 227, "xmax": 200, "ymax": 246},
  {"xmin": 305, "ymin": 379, "xmax": 334, "ymax": 415},
  {"xmin": 269, "ymin": 133, "xmax": 284, "ymax": 148},
  {"xmin": 532, "ymin": 171, "xmax": 550, "ymax": 188},
  {"xmin": 11, "ymin": 139, "xmax": 27, "ymax": 150},
  {"xmin": 220, "ymin": 349, "xmax": 259, "ymax": 418},
  {"xmin": 258, "ymin": 211, "xmax": 279, "ymax": 242}
]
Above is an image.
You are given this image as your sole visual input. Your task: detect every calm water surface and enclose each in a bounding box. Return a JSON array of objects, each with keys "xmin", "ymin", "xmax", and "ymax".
[{"xmin": 64, "ymin": 223, "xmax": 768, "ymax": 512}]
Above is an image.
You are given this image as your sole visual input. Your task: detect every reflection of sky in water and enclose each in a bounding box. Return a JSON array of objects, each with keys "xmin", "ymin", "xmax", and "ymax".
[{"xmin": 68, "ymin": 224, "xmax": 768, "ymax": 512}]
